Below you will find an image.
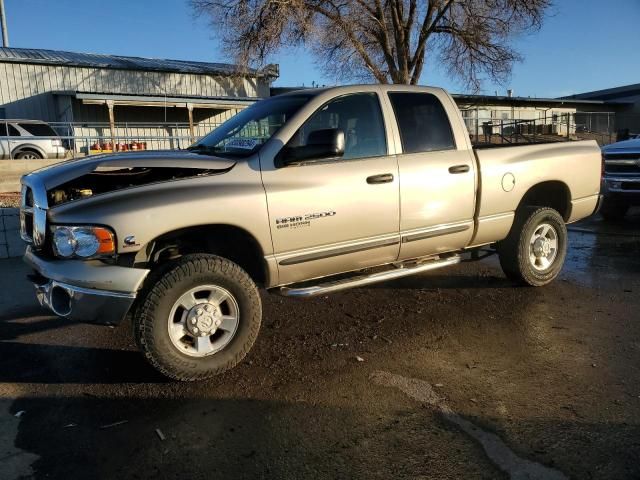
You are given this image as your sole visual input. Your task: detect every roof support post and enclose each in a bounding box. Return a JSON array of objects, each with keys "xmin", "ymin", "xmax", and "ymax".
[
  {"xmin": 106, "ymin": 100, "xmax": 116, "ymax": 150},
  {"xmin": 186, "ymin": 103, "xmax": 195, "ymax": 145}
]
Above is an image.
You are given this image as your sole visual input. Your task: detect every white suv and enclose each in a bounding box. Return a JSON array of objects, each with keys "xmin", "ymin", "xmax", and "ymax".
[{"xmin": 0, "ymin": 120, "xmax": 67, "ymax": 159}]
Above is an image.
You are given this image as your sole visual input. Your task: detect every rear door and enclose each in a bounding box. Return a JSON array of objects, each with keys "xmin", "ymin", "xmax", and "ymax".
[
  {"xmin": 387, "ymin": 91, "xmax": 476, "ymax": 260},
  {"xmin": 261, "ymin": 92, "xmax": 400, "ymax": 286}
]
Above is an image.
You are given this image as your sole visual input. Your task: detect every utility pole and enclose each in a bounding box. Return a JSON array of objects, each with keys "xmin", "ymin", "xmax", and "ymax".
[{"xmin": 0, "ymin": 0, "xmax": 8, "ymax": 47}]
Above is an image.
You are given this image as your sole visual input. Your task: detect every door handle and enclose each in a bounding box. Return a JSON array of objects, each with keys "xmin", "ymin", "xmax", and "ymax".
[
  {"xmin": 367, "ymin": 173, "xmax": 394, "ymax": 184},
  {"xmin": 448, "ymin": 164, "xmax": 470, "ymax": 174}
]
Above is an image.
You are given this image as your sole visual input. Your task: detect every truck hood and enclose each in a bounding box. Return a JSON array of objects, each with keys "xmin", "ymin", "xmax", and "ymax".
[
  {"xmin": 25, "ymin": 150, "xmax": 236, "ymax": 190},
  {"xmin": 602, "ymin": 138, "xmax": 640, "ymax": 155}
]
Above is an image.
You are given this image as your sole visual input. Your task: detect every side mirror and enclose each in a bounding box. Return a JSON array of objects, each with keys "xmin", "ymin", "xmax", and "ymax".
[{"xmin": 280, "ymin": 128, "xmax": 345, "ymax": 165}]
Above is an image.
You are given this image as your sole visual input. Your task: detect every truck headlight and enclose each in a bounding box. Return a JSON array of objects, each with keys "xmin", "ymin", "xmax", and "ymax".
[{"xmin": 51, "ymin": 226, "xmax": 115, "ymax": 259}]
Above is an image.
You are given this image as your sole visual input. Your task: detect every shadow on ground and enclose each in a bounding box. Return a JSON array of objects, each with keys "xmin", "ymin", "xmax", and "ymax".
[
  {"xmin": 7, "ymin": 394, "xmax": 640, "ymax": 480},
  {"xmin": 0, "ymin": 341, "xmax": 166, "ymax": 384},
  {"xmin": 1, "ymin": 213, "xmax": 640, "ymax": 479}
]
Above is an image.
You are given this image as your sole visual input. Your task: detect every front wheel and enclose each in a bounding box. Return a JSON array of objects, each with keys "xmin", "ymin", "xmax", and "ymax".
[
  {"xmin": 497, "ymin": 207, "xmax": 568, "ymax": 287},
  {"xmin": 134, "ymin": 254, "xmax": 262, "ymax": 381}
]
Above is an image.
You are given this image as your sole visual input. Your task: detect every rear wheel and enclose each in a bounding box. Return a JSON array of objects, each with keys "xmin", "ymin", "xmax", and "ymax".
[
  {"xmin": 134, "ymin": 254, "xmax": 262, "ymax": 381},
  {"xmin": 15, "ymin": 150, "xmax": 43, "ymax": 160},
  {"xmin": 497, "ymin": 207, "xmax": 568, "ymax": 287}
]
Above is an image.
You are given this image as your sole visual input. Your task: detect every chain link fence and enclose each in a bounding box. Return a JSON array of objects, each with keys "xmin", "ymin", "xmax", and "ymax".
[
  {"xmin": 1, "ymin": 111, "xmax": 636, "ymax": 162},
  {"xmin": 460, "ymin": 111, "xmax": 622, "ymax": 147},
  {"xmin": 52, "ymin": 120, "xmax": 223, "ymax": 157},
  {"xmin": 0, "ymin": 120, "xmax": 223, "ymax": 160}
]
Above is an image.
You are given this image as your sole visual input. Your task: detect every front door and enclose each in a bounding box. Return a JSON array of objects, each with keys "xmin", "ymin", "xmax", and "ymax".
[{"xmin": 261, "ymin": 92, "xmax": 400, "ymax": 286}]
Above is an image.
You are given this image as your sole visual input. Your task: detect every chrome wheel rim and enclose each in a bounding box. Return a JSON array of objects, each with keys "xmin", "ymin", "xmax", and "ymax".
[
  {"xmin": 20, "ymin": 153, "xmax": 39, "ymax": 159},
  {"xmin": 529, "ymin": 223, "xmax": 558, "ymax": 271},
  {"xmin": 167, "ymin": 285, "xmax": 240, "ymax": 357}
]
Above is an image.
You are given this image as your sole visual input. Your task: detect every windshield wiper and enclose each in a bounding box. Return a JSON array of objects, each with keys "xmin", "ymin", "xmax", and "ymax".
[
  {"xmin": 187, "ymin": 144, "xmax": 214, "ymax": 152},
  {"xmin": 187, "ymin": 144, "xmax": 248, "ymax": 158}
]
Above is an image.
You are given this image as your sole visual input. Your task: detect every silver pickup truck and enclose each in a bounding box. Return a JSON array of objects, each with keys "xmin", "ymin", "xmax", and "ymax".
[{"xmin": 20, "ymin": 85, "xmax": 602, "ymax": 380}]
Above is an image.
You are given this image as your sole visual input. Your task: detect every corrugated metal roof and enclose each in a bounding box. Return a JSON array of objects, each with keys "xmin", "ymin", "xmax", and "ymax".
[
  {"xmin": 0, "ymin": 47, "xmax": 272, "ymax": 77},
  {"xmin": 560, "ymin": 83, "xmax": 640, "ymax": 102},
  {"xmin": 64, "ymin": 91, "xmax": 257, "ymax": 108}
]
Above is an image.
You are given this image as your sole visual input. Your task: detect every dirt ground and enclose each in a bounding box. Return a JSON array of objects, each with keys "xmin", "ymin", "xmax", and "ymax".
[
  {"xmin": 0, "ymin": 192, "xmax": 19, "ymax": 208},
  {"xmin": 1, "ymin": 212, "xmax": 639, "ymax": 479}
]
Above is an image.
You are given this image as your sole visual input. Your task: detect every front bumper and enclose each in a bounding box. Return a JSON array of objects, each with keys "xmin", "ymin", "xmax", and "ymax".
[
  {"xmin": 24, "ymin": 246, "xmax": 150, "ymax": 325},
  {"xmin": 34, "ymin": 279, "xmax": 137, "ymax": 325},
  {"xmin": 602, "ymin": 176, "xmax": 640, "ymax": 203}
]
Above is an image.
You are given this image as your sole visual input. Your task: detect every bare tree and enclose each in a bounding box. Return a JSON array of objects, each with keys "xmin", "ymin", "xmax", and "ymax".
[{"xmin": 191, "ymin": 0, "xmax": 551, "ymax": 90}]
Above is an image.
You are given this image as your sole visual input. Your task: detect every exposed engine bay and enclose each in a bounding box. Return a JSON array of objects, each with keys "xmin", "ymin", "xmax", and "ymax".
[{"xmin": 48, "ymin": 167, "xmax": 218, "ymax": 206}]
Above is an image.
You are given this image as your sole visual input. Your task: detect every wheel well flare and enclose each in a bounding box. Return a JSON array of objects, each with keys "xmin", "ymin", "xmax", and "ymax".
[
  {"xmin": 518, "ymin": 181, "xmax": 571, "ymax": 220},
  {"xmin": 144, "ymin": 225, "xmax": 267, "ymax": 286}
]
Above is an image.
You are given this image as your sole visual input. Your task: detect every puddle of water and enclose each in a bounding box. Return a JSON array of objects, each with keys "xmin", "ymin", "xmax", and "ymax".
[{"xmin": 370, "ymin": 371, "xmax": 567, "ymax": 480}]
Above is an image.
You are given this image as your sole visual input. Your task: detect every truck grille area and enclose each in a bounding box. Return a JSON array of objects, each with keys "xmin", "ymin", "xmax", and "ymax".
[
  {"xmin": 20, "ymin": 186, "xmax": 34, "ymax": 243},
  {"xmin": 20, "ymin": 210, "xmax": 34, "ymax": 242},
  {"xmin": 20, "ymin": 180, "xmax": 48, "ymax": 248},
  {"xmin": 605, "ymin": 164, "xmax": 640, "ymax": 174},
  {"xmin": 621, "ymin": 182, "xmax": 640, "ymax": 191},
  {"xmin": 604, "ymin": 153, "xmax": 640, "ymax": 176}
]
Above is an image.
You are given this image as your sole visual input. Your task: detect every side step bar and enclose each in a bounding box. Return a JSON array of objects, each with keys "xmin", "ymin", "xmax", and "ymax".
[{"xmin": 279, "ymin": 255, "xmax": 460, "ymax": 298}]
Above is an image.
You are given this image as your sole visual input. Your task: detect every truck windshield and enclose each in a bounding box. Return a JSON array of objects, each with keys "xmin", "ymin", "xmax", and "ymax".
[{"xmin": 189, "ymin": 94, "xmax": 313, "ymax": 158}]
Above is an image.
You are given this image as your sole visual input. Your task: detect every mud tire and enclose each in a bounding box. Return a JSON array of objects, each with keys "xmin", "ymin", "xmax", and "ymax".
[
  {"xmin": 497, "ymin": 207, "xmax": 568, "ymax": 287},
  {"xmin": 133, "ymin": 254, "xmax": 262, "ymax": 381}
]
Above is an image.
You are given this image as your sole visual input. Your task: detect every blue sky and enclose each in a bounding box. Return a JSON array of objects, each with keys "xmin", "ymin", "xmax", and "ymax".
[{"xmin": 2, "ymin": 0, "xmax": 639, "ymax": 97}]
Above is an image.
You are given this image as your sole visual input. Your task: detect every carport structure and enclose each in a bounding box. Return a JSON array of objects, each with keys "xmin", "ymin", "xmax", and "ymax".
[{"xmin": 53, "ymin": 91, "xmax": 255, "ymax": 145}]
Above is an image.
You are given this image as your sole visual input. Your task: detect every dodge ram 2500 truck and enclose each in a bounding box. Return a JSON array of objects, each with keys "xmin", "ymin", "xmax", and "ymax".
[{"xmin": 20, "ymin": 85, "xmax": 602, "ymax": 380}]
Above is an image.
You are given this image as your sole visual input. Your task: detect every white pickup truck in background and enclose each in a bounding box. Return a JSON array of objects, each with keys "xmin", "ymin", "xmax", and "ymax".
[{"xmin": 600, "ymin": 138, "xmax": 640, "ymax": 220}]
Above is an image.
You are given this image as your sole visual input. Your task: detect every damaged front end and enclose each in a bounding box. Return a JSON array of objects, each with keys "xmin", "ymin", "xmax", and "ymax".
[
  {"xmin": 30, "ymin": 150, "xmax": 237, "ymax": 206},
  {"xmin": 48, "ymin": 166, "xmax": 223, "ymax": 206},
  {"xmin": 20, "ymin": 150, "xmax": 239, "ymax": 324}
]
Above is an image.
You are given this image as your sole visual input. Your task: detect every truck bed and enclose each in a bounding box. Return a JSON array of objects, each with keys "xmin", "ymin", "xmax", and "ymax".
[{"xmin": 469, "ymin": 140, "xmax": 602, "ymax": 246}]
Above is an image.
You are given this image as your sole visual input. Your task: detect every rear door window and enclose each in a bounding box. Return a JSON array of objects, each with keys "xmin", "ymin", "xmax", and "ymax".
[
  {"xmin": 388, "ymin": 92, "xmax": 455, "ymax": 153},
  {"xmin": 18, "ymin": 123, "xmax": 57, "ymax": 137}
]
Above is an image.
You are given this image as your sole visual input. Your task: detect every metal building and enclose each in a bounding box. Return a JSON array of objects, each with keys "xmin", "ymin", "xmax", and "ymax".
[
  {"xmin": 562, "ymin": 83, "xmax": 640, "ymax": 133},
  {"xmin": 0, "ymin": 47, "xmax": 278, "ymax": 149}
]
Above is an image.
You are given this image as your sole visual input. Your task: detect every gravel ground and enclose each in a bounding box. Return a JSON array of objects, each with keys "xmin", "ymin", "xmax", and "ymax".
[
  {"xmin": 0, "ymin": 193, "xmax": 20, "ymax": 208},
  {"xmin": 1, "ymin": 213, "xmax": 639, "ymax": 479}
]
